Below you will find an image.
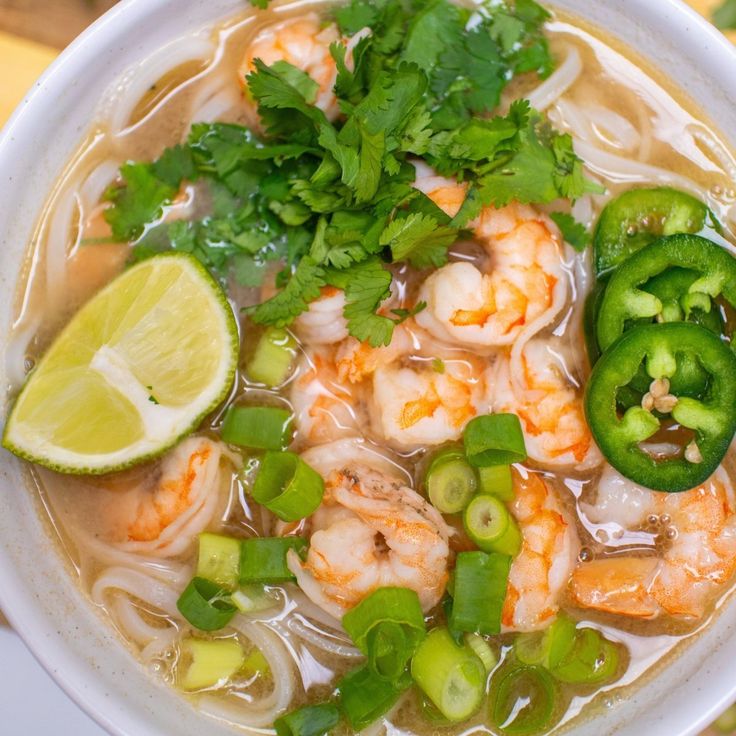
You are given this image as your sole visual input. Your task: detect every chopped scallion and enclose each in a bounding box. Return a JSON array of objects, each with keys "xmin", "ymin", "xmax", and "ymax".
[
  {"xmin": 230, "ymin": 584, "xmax": 278, "ymax": 614},
  {"xmin": 247, "ymin": 327, "xmax": 297, "ymax": 387},
  {"xmin": 449, "ymin": 551, "xmax": 511, "ymax": 636},
  {"xmin": 464, "ymin": 414, "xmax": 527, "ymax": 467},
  {"xmin": 550, "ymin": 628, "xmax": 620, "ymax": 685},
  {"xmin": 464, "ymin": 632, "xmax": 498, "ymax": 674},
  {"xmin": 177, "ymin": 577, "xmax": 238, "ymax": 631},
  {"xmin": 515, "ymin": 614, "xmax": 576, "ymax": 669},
  {"xmin": 478, "ymin": 465, "xmax": 514, "ymax": 501},
  {"xmin": 337, "ymin": 665, "xmax": 406, "ymax": 730},
  {"xmin": 252, "ymin": 451, "xmax": 324, "ymax": 521},
  {"xmin": 274, "ymin": 704, "xmax": 340, "ymax": 736},
  {"xmin": 221, "ymin": 405, "xmax": 293, "ymax": 450},
  {"xmin": 411, "ymin": 628, "xmax": 485, "ymax": 722},
  {"xmin": 239, "ymin": 537, "xmax": 307, "ymax": 584},
  {"xmin": 463, "ymin": 494, "xmax": 521, "ymax": 557},
  {"xmin": 425, "ymin": 447, "xmax": 477, "ymax": 514},
  {"xmin": 491, "ymin": 664, "xmax": 557, "ymax": 735},
  {"xmin": 179, "ymin": 637, "xmax": 245, "ymax": 691},
  {"xmin": 196, "ymin": 532, "xmax": 241, "ymax": 591},
  {"xmin": 342, "ymin": 587, "xmax": 426, "ymax": 681}
]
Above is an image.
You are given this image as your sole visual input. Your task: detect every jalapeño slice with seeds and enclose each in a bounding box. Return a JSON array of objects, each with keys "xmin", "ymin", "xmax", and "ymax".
[
  {"xmin": 596, "ymin": 234, "xmax": 736, "ymax": 353},
  {"xmin": 585, "ymin": 322, "xmax": 736, "ymax": 492}
]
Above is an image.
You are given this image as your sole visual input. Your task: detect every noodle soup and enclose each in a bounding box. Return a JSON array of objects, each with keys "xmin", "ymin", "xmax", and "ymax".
[{"xmin": 4, "ymin": 1, "xmax": 736, "ymax": 734}]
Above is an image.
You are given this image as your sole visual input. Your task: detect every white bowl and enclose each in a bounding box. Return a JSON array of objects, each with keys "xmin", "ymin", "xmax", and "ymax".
[{"xmin": 1, "ymin": 1, "xmax": 735, "ymax": 734}]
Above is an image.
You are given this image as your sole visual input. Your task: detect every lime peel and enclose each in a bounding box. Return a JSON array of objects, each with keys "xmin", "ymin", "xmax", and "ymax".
[{"xmin": 2, "ymin": 253, "xmax": 238, "ymax": 474}]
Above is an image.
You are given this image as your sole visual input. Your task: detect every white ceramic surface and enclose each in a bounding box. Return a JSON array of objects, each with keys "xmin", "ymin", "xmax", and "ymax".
[
  {"xmin": 0, "ymin": 622, "xmax": 106, "ymax": 736},
  {"xmin": 0, "ymin": 1, "xmax": 735, "ymax": 735}
]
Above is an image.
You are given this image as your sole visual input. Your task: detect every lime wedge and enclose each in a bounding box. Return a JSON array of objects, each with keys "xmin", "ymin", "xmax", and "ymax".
[{"xmin": 3, "ymin": 253, "xmax": 238, "ymax": 474}]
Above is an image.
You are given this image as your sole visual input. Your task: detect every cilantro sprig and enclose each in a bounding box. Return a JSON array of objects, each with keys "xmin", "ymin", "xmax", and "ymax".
[{"xmin": 101, "ymin": 0, "xmax": 594, "ymax": 347}]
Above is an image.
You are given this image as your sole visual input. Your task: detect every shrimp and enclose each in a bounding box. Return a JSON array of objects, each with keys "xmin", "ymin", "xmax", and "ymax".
[
  {"xmin": 413, "ymin": 165, "xmax": 572, "ymax": 367},
  {"xmin": 370, "ymin": 355, "xmax": 491, "ymax": 450},
  {"xmin": 100, "ymin": 436, "xmax": 232, "ymax": 557},
  {"xmin": 502, "ymin": 469, "xmax": 579, "ymax": 631},
  {"xmin": 492, "ymin": 339, "xmax": 601, "ymax": 470},
  {"xmin": 290, "ymin": 346, "xmax": 365, "ymax": 445},
  {"xmin": 239, "ymin": 14, "xmax": 343, "ymax": 121},
  {"xmin": 294, "ymin": 287, "xmax": 349, "ymax": 346},
  {"xmin": 288, "ymin": 461, "xmax": 451, "ymax": 619},
  {"xmin": 414, "ymin": 172, "xmax": 569, "ymax": 350},
  {"xmin": 570, "ymin": 466, "xmax": 736, "ymax": 619}
]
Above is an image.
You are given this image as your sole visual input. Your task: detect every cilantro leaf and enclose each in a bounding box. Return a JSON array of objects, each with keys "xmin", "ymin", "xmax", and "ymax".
[
  {"xmin": 335, "ymin": 0, "xmax": 378, "ymax": 35},
  {"xmin": 475, "ymin": 106, "xmax": 592, "ymax": 207},
  {"xmin": 104, "ymin": 163, "xmax": 176, "ymax": 241},
  {"xmin": 549, "ymin": 212, "xmax": 590, "ymax": 252},
  {"xmin": 392, "ymin": 301, "xmax": 427, "ymax": 323},
  {"xmin": 250, "ymin": 0, "xmax": 270, "ymax": 8},
  {"xmin": 152, "ymin": 144, "xmax": 195, "ymax": 187},
  {"xmin": 249, "ymin": 257, "xmax": 325, "ymax": 326},
  {"xmin": 401, "ymin": 0, "xmax": 465, "ymax": 69},
  {"xmin": 326, "ymin": 259, "xmax": 395, "ymax": 346},
  {"xmin": 380, "ymin": 213, "xmax": 458, "ymax": 269},
  {"xmin": 268, "ymin": 60, "xmax": 320, "ymax": 104}
]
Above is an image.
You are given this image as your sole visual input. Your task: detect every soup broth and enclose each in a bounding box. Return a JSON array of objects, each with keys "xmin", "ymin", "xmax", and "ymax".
[{"xmin": 5, "ymin": 1, "xmax": 736, "ymax": 734}]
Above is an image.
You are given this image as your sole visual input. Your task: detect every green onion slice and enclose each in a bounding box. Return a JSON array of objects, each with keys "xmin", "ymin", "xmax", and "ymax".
[
  {"xmin": 411, "ymin": 628, "xmax": 485, "ymax": 722},
  {"xmin": 425, "ymin": 447, "xmax": 477, "ymax": 513},
  {"xmin": 491, "ymin": 664, "xmax": 557, "ymax": 735},
  {"xmin": 247, "ymin": 327, "xmax": 297, "ymax": 388},
  {"xmin": 550, "ymin": 628, "xmax": 621, "ymax": 685},
  {"xmin": 176, "ymin": 577, "xmax": 237, "ymax": 632},
  {"xmin": 221, "ymin": 405, "xmax": 293, "ymax": 450},
  {"xmin": 274, "ymin": 704, "xmax": 340, "ymax": 736},
  {"xmin": 342, "ymin": 587, "xmax": 426, "ymax": 681},
  {"xmin": 179, "ymin": 637, "xmax": 245, "ymax": 691},
  {"xmin": 239, "ymin": 537, "xmax": 307, "ymax": 584},
  {"xmin": 338, "ymin": 665, "xmax": 407, "ymax": 731},
  {"xmin": 449, "ymin": 551, "xmax": 511, "ymax": 636},
  {"xmin": 515, "ymin": 614, "xmax": 577, "ymax": 669},
  {"xmin": 463, "ymin": 494, "xmax": 522, "ymax": 557},
  {"xmin": 252, "ymin": 451, "xmax": 324, "ymax": 522},
  {"xmin": 478, "ymin": 465, "xmax": 514, "ymax": 501},
  {"xmin": 464, "ymin": 414, "xmax": 527, "ymax": 467},
  {"xmin": 196, "ymin": 532, "xmax": 241, "ymax": 591},
  {"xmin": 464, "ymin": 633, "xmax": 498, "ymax": 674}
]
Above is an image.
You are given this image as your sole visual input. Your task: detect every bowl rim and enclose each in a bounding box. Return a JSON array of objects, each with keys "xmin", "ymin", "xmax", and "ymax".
[{"xmin": 2, "ymin": 1, "xmax": 736, "ymax": 735}]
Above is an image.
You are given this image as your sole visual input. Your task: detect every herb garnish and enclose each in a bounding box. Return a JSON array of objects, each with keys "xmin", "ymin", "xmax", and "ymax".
[{"xmin": 103, "ymin": 0, "xmax": 596, "ymax": 346}]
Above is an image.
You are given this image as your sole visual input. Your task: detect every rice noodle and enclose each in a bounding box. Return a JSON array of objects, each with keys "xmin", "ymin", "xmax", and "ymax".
[
  {"xmin": 286, "ymin": 615, "xmax": 362, "ymax": 658},
  {"xmin": 526, "ymin": 47, "xmax": 582, "ymax": 112},
  {"xmin": 140, "ymin": 628, "xmax": 180, "ymax": 665},
  {"xmin": 43, "ymin": 188, "xmax": 78, "ymax": 310},
  {"xmin": 91, "ymin": 566, "xmax": 183, "ymax": 618},
  {"xmin": 571, "ymin": 194, "xmax": 594, "ymax": 229},
  {"xmin": 102, "ymin": 35, "xmax": 216, "ymax": 138},
  {"xmin": 77, "ymin": 533, "xmax": 191, "ymax": 585},
  {"xmin": 199, "ymin": 618, "xmax": 295, "ymax": 730},
  {"xmin": 574, "ymin": 139, "xmax": 709, "ymax": 200},
  {"xmin": 111, "ymin": 595, "xmax": 173, "ymax": 646},
  {"xmin": 556, "ymin": 99, "xmax": 640, "ymax": 153},
  {"xmin": 4, "ymin": 314, "xmax": 41, "ymax": 390},
  {"xmin": 687, "ymin": 123, "xmax": 736, "ymax": 182},
  {"xmin": 78, "ymin": 159, "xmax": 121, "ymax": 208},
  {"xmin": 633, "ymin": 100, "xmax": 654, "ymax": 163}
]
